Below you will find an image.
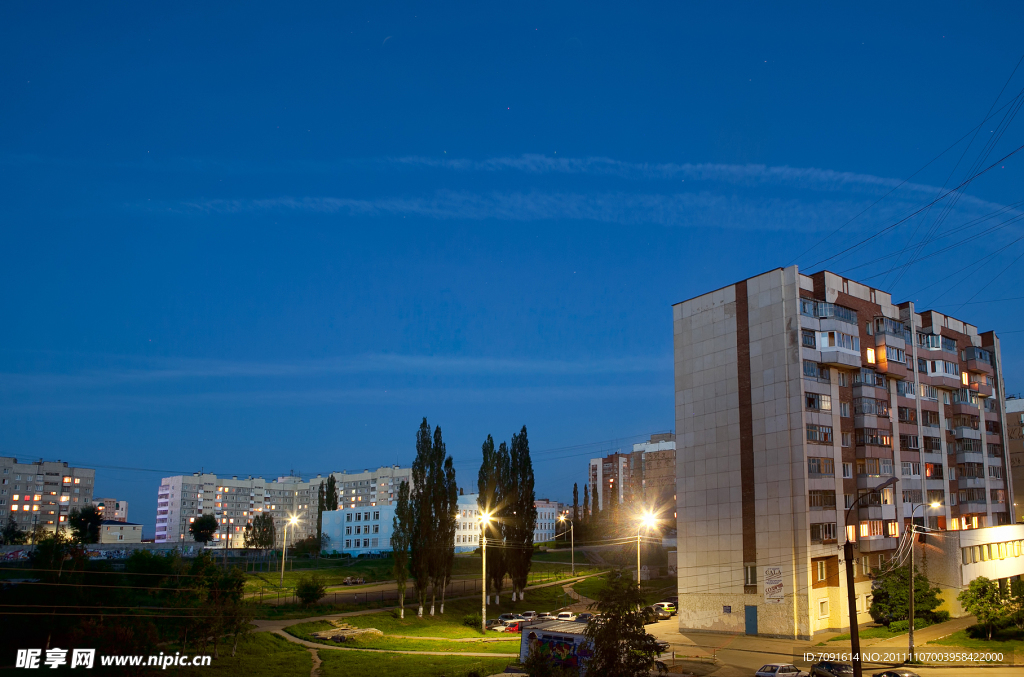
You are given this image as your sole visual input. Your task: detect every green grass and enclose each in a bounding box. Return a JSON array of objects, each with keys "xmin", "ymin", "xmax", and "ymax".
[
  {"xmin": 319, "ymin": 650, "xmax": 513, "ymax": 677},
  {"xmin": 168, "ymin": 631, "xmax": 312, "ymax": 676},
  {"xmin": 572, "ymin": 574, "xmax": 671, "ymax": 607},
  {"xmin": 342, "ymin": 581, "xmax": 578, "ymax": 638},
  {"xmin": 928, "ymin": 626, "xmax": 1024, "ymax": 652},
  {"xmin": 822, "ymin": 626, "xmax": 904, "ymax": 642},
  {"xmin": 285, "ymin": 620, "xmax": 519, "ymax": 654}
]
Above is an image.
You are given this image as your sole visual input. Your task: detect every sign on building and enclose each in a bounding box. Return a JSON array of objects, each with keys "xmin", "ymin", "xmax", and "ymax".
[{"xmin": 763, "ymin": 566, "xmax": 784, "ymax": 604}]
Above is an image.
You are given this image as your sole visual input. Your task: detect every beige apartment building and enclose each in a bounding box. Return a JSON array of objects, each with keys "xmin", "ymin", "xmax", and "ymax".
[
  {"xmin": 588, "ymin": 434, "xmax": 676, "ymax": 517},
  {"xmin": 1007, "ymin": 398, "xmax": 1023, "ymax": 523},
  {"xmin": 673, "ymin": 267, "xmax": 1014, "ymax": 639},
  {"xmin": 0, "ymin": 457, "xmax": 95, "ymax": 535}
]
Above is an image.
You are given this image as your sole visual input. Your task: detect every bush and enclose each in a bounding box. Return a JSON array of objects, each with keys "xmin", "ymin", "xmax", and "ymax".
[
  {"xmin": 888, "ymin": 618, "xmax": 931, "ymax": 633},
  {"xmin": 295, "ymin": 573, "xmax": 327, "ymax": 606},
  {"xmin": 929, "ymin": 610, "xmax": 950, "ymax": 624},
  {"xmin": 463, "ymin": 614, "xmax": 482, "ymax": 628}
]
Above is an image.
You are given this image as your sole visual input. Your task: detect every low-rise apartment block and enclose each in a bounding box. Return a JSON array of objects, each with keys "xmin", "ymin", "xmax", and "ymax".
[
  {"xmin": 99, "ymin": 520, "xmax": 143, "ymax": 544},
  {"xmin": 0, "ymin": 457, "xmax": 95, "ymax": 535},
  {"xmin": 673, "ymin": 267, "xmax": 1013, "ymax": 639},
  {"xmin": 93, "ymin": 497, "xmax": 128, "ymax": 522}
]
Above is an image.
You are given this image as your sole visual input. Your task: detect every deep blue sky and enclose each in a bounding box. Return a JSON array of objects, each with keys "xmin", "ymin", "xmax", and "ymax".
[{"xmin": 2, "ymin": 3, "xmax": 1024, "ymax": 537}]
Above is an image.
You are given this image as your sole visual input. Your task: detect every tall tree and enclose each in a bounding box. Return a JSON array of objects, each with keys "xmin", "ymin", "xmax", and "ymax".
[
  {"xmin": 436, "ymin": 453, "xmax": 459, "ymax": 614},
  {"xmin": 508, "ymin": 426, "xmax": 537, "ymax": 601},
  {"xmin": 325, "ymin": 475, "xmax": 339, "ymax": 511},
  {"xmin": 316, "ymin": 482, "xmax": 326, "ymax": 557},
  {"xmin": 572, "ymin": 483, "xmax": 579, "ymax": 525},
  {"xmin": 584, "ymin": 570, "xmax": 662, "ymax": 676},
  {"xmin": 190, "ymin": 514, "xmax": 219, "ymax": 544},
  {"xmin": 583, "ymin": 483, "xmax": 590, "ymax": 523},
  {"xmin": 68, "ymin": 505, "xmax": 103, "ymax": 544},
  {"xmin": 1, "ymin": 515, "xmax": 26, "ymax": 545},
  {"xmin": 958, "ymin": 576, "xmax": 1006, "ymax": 640},
  {"xmin": 410, "ymin": 418, "xmax": 434, "ymax": 617},
  {"xmin": 477, "ymin": 435, "xmax": 510, "ymax": 604},
  {"xmin": 392, "ymin": 480, "xmax": 413, "ymax": 619}
]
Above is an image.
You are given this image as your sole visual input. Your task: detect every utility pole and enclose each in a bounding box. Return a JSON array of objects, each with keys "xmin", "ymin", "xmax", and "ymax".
[{"xmin": 908, "ymin": 523, "xmax": 915, "ymax": 663}]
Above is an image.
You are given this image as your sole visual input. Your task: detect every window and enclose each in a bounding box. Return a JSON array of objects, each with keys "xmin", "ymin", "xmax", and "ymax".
[
  {"xmin": 881, "ymin": 458, "xmax": 893, "ymax": 475},
  {"xmin": 899, "ymin": 434, "xmax": 920, "ymax": 450},
  {"xmin": 809, "ymin": 490, "xmax": 836, "ymax": 510},
  {"xmin": 819, "ymin": 600, "xmax": 830, "ymax": 618},
  {"xmin": 373, "ymin": 524, "xmax": 380, "ymax": 533},
  {"xmin": 918, "ymin": 357, "xmax": 927, "ymax": 373},
  {"xmin": 941, "ymin": 336, "xmax": 957, "ymax": 353},
  {"xmin": 855, "ymin": 458, "xmax": 880, "ymax": 476},
  {"xmin": 902, "ymin": 489, "xmax": 922, "ymax": 504},
  {"xmin": 842, "ymin": 463, "xmax": 852, "ymax": 479},
  {"xmin": 919, "ymin": 384, "xmax": 938, "ymax": 400},
  {"xmin": 884, "ymin": 345, "xmax": 906, "ymax": 364},
  {"xmin": 901, "ymin": 462, "xmax": 920, "ymax": 477},
  {"xmin": 988, "ymin": 465, "xmax": 1003, "ymax": 479},
  {"xmin": 856, "ymin": 429, "xmax": 892, "ymax": 447},
  {"xmin": 866, "ymin": 347, "xmax": 875, "ymax": 364},
  {"xmin": 808, "ymin": 457, "xmax": 835, "ymax": 476},
  {"xmin": 345, "ymin": 513, "xmax": 352, "ymax": 522},
  {"xmin": 810, "ymin": 522, "xmax": 837, "ymax": 542},
  {"xmin": 897, "ymin": 407, "xmax": 916, "ymax": 423},
  {"xmin": 345, "ymin": 539, "xmax": 351, "ymax": 548},
  {"xmin": 744, "ymin": 565, "xmax": 756, "ymax": 586},
  {"xmin": 806, "ymin": 393, "xmax": 832, "ymax": 411},
  {"xmin": 820, "ymin": 330, "xmax": 860, "ymax": 352},
  {"xmin": 803, "ymin": 361, "xmax": 830, "ymax": 382},
  {"xmin": 924, "ymin": 436, "xmax": 943, "ymax": 453},
  {"xmin": 844, "ymin": 494, "xmax": 855, "ymax": 509},
  {"xmin": 853, "ymin": 397, "xmax": 888, "ymax": 416},
  {"xmin": 925, "ymin": 463, "xmax": 943, "ymax": 479},
  {"xmin": 859, "ymin": 520, "xmax": 883, "ymax": 537},
  {"xmin": 840, "ymin": 402, "xmax": 850, "ymax": 417},
  {"xmin": 896, "ymin": 380, "xmax": 915, "ymax": 397},
  {"xmin": 837, "ymin": 372, "xmax": 848, "ymax": 387},
  {"xmin": 802, "ymin": 329, "xmax": 816, "ymax": 348},
  {"xmin": 807, "ymin": 424, "xmax": 834, "ymax": 444},
  {"xmin": 841, "ymin": 433, "xmax": 851, "ymax": 448},
  {"xmin": 817, "ymin": 561, "xmax": 826, "ymax": 581}
]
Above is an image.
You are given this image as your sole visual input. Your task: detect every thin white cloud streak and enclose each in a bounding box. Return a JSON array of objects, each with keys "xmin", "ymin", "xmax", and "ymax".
[
  {"xmin": 0, "ymin": 353, "xmax": 671, "ymax": 393},
  {"xmin": 0, "ymin": 384, "xmax": 670, "ymax": 412},
  {"xmin": 180, "ymin": 189, "xmax": 922, "ymax": 233}
]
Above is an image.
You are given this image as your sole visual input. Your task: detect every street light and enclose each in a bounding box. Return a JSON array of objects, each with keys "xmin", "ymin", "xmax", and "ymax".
[
  {"xmin": 637, "ymin": 511, "xmax": 656, "ymax": 589},
  {"xmin": 843, "ymin": 476, "xmax": 898, "ymax": 677},
  {"xmin": 480, "ymin": 510, "xmax": 492, "ymax": 633},
  {"xmin": 279, "ymin": 515, "xmax": 299, "ymax": 588},
  {"xmin": 558, "ymin": 514, "xmax": 574, "ymax": 576},
  {"xmin": 907, "ymin": 501, "xmax": 940, "ymax": 663}
]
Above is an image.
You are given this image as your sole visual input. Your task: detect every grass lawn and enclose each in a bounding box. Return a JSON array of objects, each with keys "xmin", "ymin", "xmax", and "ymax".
[
  {"xmin": 285, "ymin": 620, "xmax": 519, "ymax": 654},
  {"xmin": 573, "ymin": 574, "xmax": 672, "ymax": 607},
  {"xmin": 821, "ymin": 626, "xmax": 903, "ymax": 643},
  {"xmin": 244, "ymin": 557, "xmax": 396, "ymax": 592},
  {"xmin": 319, "ymin": 650, "xmax": 513, "ymax": 677},
  {"xmin": 928, "ymin": 626, "xmax": 1024, "ymax": 652},
  {"xmin": 169, "ymin": 631, "xmax": 312, "ymax": 676},
  {"xmin": 342, "ymin": 581, "xmax": 578, "ymax": 638}
]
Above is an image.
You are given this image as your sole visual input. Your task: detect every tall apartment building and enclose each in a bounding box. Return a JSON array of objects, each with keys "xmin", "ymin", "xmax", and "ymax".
[
  {"xmin": 673, "ymin": 267, "xmax": 1014, "ymax": 639},
  {"xmin": 93, "ymin": 497, "xmax": 128, "ymax": 522},
  {"xmin": 331, "ymin": 465, "xmax": 411, "ymax": 508},
  {"xmin": 588, "ymin": 434, "xmax": 676, "ymax": 515},
  {"xmin": 155, "ymin": 473, "xmax": 324, "ymax": 548},
  {"xmin": 1007, "ymin": 397, "xmax": 1024, "ymax": 523},
  {"xmin": 0, "ymin": 457, "xmax": 95, "ymax": 535}
]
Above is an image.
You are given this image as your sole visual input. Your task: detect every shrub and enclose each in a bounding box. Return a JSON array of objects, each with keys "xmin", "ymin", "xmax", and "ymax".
[
  {"xmin": 463, "ymin": 614, "xmax": 482, "ymax": 628},
  {"xmin": 888, "ymin": 618, "xmax": 930, "ymax": 633},
  {"xmin": 295, "ymin": 573, "xmax": 327, "ymax": 606},
  {"xmin": 929, "ymin": 610, "xmax": 950, "ymax": 624}
]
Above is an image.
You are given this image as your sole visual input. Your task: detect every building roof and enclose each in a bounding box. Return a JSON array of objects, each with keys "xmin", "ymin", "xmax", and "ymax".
[
  {"xmin": 101, "ymin": 520, "xmax": 141, "ymax": 526},
  {"xmin": 521, "ymin": 620, "xmax": 587, "ymax": 636}
]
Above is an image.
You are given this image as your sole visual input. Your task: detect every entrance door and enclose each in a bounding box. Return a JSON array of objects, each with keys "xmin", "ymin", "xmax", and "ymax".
[{"xmin": 744, "ymin": 605, "xmax": 758, "ymax": 635}]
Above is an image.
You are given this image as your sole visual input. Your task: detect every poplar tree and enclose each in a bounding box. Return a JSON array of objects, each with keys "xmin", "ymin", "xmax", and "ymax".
[
  {"xmin": 410, "ymin": 419, "xmax": 433, "ymax": 617},
  {"xmin": 325, "ymin": 475, "xmax": 338, "ymax": 510},
  {"xmin": 316, "ymin": 482, "xmax": 325, "ymax": 555},
  {"xmin": 477, "ymin": 435, "xmax": 509, "ymax": 604},
  {"xmin": 508, "ymin": 426, "xmax": 537, "ymax": 601},
  {"xmin": 573, "ymin": 483, "xmax": 579, "ymax": 524},
  {"xmin": 392, "ymin": 480, "xmax": 413, "ymax": 619},
  {"xmin": 436, "ymin": 453, "xmax": 458, "ymax": 614}
]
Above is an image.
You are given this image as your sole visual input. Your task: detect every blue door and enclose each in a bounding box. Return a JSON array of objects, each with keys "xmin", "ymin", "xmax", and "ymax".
[{"xmin": 744, "ymin": 605, "xmax": 758, "ymax": 635}]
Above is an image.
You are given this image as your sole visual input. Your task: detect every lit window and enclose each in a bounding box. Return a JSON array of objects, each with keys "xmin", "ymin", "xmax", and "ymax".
[
  {"xmin": 866, "ymin": 347, "xmax": 875, "ymax": 364},
  {"xmin": 63, "ymin": 477, "xmax": 71, "ymax": 484},
  {"xmin": 74, "ymin": 478, "xmax": 81, "ymax": 484}
]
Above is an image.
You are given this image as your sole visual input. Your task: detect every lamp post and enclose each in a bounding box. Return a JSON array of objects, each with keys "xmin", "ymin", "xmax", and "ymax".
[
  {"xmin": 558, "ymin": 515, "xmax": 574, "ymax": 576},
  {"xmin": 480, "ymin": 511, "xmax": 492, "ymax": 633},
  {"xmin": 843, "ymin": 476, "xmax": 898, "ymax": 677},
  {"xmin": 636, "ymin": 512, "xmax": 656, "ymax": 589},
  {"xmin": 279, "ymin": 515, "xmax": 298, "ymax": 588},
  {"xmin": 907, "ymin": 501, "xmax": 940, "ymax": 663}
]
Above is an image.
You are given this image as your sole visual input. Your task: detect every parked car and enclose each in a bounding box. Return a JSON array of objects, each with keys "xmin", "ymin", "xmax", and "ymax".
[
  {"xmin": 660, "ymin": 596, "xmax": 678, "ymax": 606},
  {"xmin": 654, "ymin": 640, "xmax": 670, "ymax": 653},
  {"xmin": 872, "ymin": 671, "xmax": 920, "ymax": 677},
  {"xmin": 652, "ymin": 602, "xmax": 676, "ymax": 616},
  {"xmin": 484, "ymin": 619, "xmax": 503, "ymax": 630},
  {"xmin": 501, "ymin": 620, "xmax": 524, "ymax": 633},
  {"xmin": 555, "ymin": 611, "xmax": 577, "ymax": 621},
  {"xmin": 642, "ymin": 605, "xmax": 671, "ymax": 623},
  {"xmin": 574, "ymin": 612, "xmax": 597, "ymax": 623},
  {"xmin": 498, "ymin": 613, "xmax": 524, "ymax": 623},
  {"xmin": 811, "ymin": 661, "xmax": 853, "ymax": 676},
  {"xmin": 755, "ymin": 665, "xmax": 807, "ymax": 677},
  {"xmin": 520, "ymin": 611, "xmax": 538, "ymax": 621},
  {"xmin": 535, "ymin": 612, "xmax": 554, "ymax": 620}
]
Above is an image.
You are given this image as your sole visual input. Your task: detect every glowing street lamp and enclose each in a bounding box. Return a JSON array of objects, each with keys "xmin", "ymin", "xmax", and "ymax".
[
  {"xmin": 637, "ymin": 512, "xmax": 656, "ymax": 589},
  {"xmin": 479, "ymin": 510, "xmax": 492, "ymax": 632},
  {"xmin": 280, "ymin": 515, "xmax": 299, "ymax": 588},
  {"xmin": 558, "ymin": 514, "xmax": 574, "ymax": 576}
]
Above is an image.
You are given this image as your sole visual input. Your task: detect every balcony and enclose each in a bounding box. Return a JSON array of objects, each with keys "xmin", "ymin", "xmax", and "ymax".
[
  {"xmin": 858, "ymin": 536, "xmax": 898, "ymax": 552},
  {"xmin": 958, "ymin": 476, "xmax": 986, "ymax": 489},
  {"xmin": 969, "ymin": 381, "xmax": 993, "ymax": 398},
  {"xmin": 856, "ymin": 475, "xmax": 897, "ymax": 490},
  {"xmin": 955, "ymin": 451, "xmax": 984, "ymax": 465},
  {"xmin": 955, "ymin": 427, "xmax": 982, "ymax": 440}
]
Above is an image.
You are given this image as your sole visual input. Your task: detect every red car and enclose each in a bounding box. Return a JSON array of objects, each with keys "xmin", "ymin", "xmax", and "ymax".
[{"xmin": 502, "ymin": 621, "xmax": 523, "ymax": 633}]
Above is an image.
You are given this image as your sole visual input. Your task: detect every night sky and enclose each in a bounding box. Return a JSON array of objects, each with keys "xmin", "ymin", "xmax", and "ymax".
[{"xmin": 2, "ymin": 3, "xmax": 1023, "ymax": 537}]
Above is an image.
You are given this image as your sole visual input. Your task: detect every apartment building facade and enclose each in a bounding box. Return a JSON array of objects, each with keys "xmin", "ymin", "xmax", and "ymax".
[
  {"xmin": 1007, "ymin": 397, "xmax": 1024, "ymax": 523},
  {"xmin": 673, "ymin": 267, "xmax": 1013, "ymax": 639},
  {"xmin": 331, "ymin": 465, "xmax": 411, "ymax": 509},
  {"xmin": 588, "ymin": 434, "xmax": 677, "ymax": 516},
  {"xmin": 155, "ymin": 473, "xmax": 323, "ymax": 548},
  {"xmin": 0, "ymin": 457, "xmax": 95, "ymax": 535},
  {"xmin": 535, "ymin": 498, "xmax": 560, "ymax": 543},
  {"xmin": 93, "ymin": 498, "xmax": 128, "ymax": 522}
]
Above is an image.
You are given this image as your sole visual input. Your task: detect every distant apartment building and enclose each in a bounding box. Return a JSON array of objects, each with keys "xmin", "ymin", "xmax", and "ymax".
[
  {"xmin": 673, "ymin": 267, "xmax": 1013, "ymax": 639},
  {"xmin": 93, "ymin": 498, "xmax": 128, "ymax": 522},
  {"xmin": 1008, "ymin": 397, "xmax": 1024, "ymax": 523},
  {"xmin": 155, "ymin": 473, "xmax": 324, "ymax": 548},
  {"xmin": 0, "ymin": 457, "xmax": 95, "ymax": 535},
  {"xmin": 588, "ymin": 434, "xmax": 676, "ymax": 514},
  {"xmin": 330, "ymin": 465, "xmax": 411, "ymax": 508},
  {"xmin": 99, "ymin": 520, "xmax": 143, "ymax": 544},
  {"xmin": 535, "ymin": 498, "xmax": 560, "ymax": 543}
]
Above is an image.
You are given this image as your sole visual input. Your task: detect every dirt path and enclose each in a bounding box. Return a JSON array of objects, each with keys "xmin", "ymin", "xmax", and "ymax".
[{"xmin": 308, "ymin": 648, "xmax": 321, "ymax": 677}]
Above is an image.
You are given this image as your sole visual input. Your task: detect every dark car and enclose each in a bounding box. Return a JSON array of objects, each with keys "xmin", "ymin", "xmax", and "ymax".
[
  {"xmin": 498, "ymin": 613, "xmax": 524, "ymax": 623},
  {"xmin": 811, "ymin": 662, "xmax": 853, "ymax": 677},
  {"xmin": 575, "ymin": 612, "xmax": 596, "ymax": 623},
  {"xmin": 641, "ymin": 606, "xmax": 670, "ymax": 623},
  {"xmin": 872, "ymin": 671, "xmax": 920, "ymax": 677},
  {"xmin": 484, "ymin": 619, "xmax": 503, "ymax": 630},
  {"xmin": 654, "ymin": 640, "xmax": 670, "ymax": 653}
]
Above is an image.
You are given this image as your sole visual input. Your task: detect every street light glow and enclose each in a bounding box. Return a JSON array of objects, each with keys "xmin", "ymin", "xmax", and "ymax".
[{"xmin": 929, "ymin": 502, "xmax": 940, "ymax": 509}]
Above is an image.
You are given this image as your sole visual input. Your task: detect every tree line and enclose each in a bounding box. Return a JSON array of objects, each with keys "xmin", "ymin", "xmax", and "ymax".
[{"xmin": 389, "ymin": 418, "xmax": 537, "ymax": 618}]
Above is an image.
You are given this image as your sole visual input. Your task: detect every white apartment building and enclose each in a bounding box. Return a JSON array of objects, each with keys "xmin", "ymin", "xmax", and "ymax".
[
  {"xmin": 331, "ymin": 465, "xmax": 411, "ymax": 508},
  {"xmin": 155, "ymin": 473, "xmax": 324, "ymax": 548},
  {"xmin": 535, "ymin": 498, "xmax": 560, "ymax": 543},
  {"xmin": 0, "ymin": 457, "xmax": 95, "ymax": 535},
  {"xmin": 673, "ymin": 268, "xmax": 1013, "ymax": 639},
  {"xmin": 93, "ymin": 497, "xmax": 128, "ymax": 522}
]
